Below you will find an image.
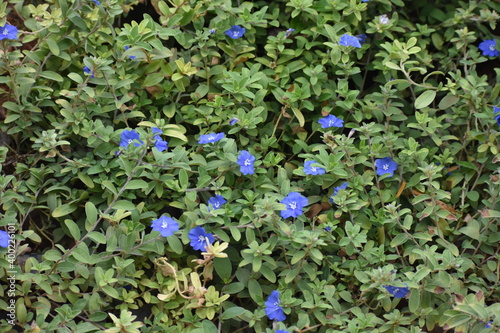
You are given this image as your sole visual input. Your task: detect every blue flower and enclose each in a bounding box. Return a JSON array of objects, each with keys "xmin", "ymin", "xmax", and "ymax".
[
  {"xmin": 0, "ymin": 230, "xmax": 10, "ymax": 248},
  {"xmin": 339, "ymin": 33, "xmax": 362, "ymax": 48},
  {"xmin": 383, "ymin": 284, "xmax": 409, "ymax": 298},
  {"xmin": 92, "ymin": 0, "xmax": 100, "ymax": 4},
  {"xmin": 209, "ymin": 28, "xmax": 216, "ymax": 34},
  {"xmin": 225, "ymin": 25, "xmax": 246, "ymax": 39},
  {"xmin": 229, "ymin": 118, "xmax": 239, "ymax": 125},
  {"xmin": 198, "ymin": 132, "xmax": 225, "ymax": 144},
  {"xmin": 494, "ymin": 106, "xmax": 500, "ymax": 126},
  {"xmin": 356, "ymin": 34, "xmax": 367, "ymax": 45},
  {"xmin": 151, "ymin": 216, "xmax": 179, "ymax": 237},
  {"xmin": 280, "ymin": 192, "xmax": 308, "ymax": 219},
  {"xmin": 83, "ymin": 66, "xmax": 95, "ymax": 78},
  {"xmin": 285, "ymin": 28, "xmax": 295, "ymax": 37},
  {"xmin": 208, "ymin": 195, "xmax": 226, "ymax": 211},
  {"xmin": 152, "ymin": 127, "xmax": 168, "ymax": 152},
  {"xmin": 265, "ymin": 290, "xmax": 286, "ymax": 321},
  {"xmin": 324, "ymin": 226, "xmax": 332, "ymax": 232},
  {"xmin": 479, "ymin": 40, "xmax": 499, "ymax": 57},
  {"xmin": 304, "ymin": 160, "xmax": 326, "ymax": 175},
  {"xmin": 237, "ymin": 150, "xmax": 256, "ymax": 175},
  {"xmin": 124, "ymin": 46, "xmax": 137, "ymax": 60},
  {"xmin": 120, "ymin": 129, "xmax": 144, "ymax": 148},
  {"xmin": 318, "ymin": 114, "xmax": 344, "ymax": 128},
  {"xmin": 188, "ymin": 226, "xmax": 215, "ymax": 251},
  {"xmin": 362, "ymin": 0, "xmax": 369, "ymax": 2},
  {"xmin": 485, "ymin": 321, "xmax": 492, "ymax": 328},
  {"xmin": 0, "ymin": 24, "xmax": 18, "ymax": 40},
  {"xmin": 375, "ymin": 157, "xmax": 398, "ymax": 177},
  {"xmin": 329, "ymin": 182, "xmax": 348, "ymax": 204},
  {"xmin": 276, "ymin": 330, "xmax": 290, "ymax": 333}
]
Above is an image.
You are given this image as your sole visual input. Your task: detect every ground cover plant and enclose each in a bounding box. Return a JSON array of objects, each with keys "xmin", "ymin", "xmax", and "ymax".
[{"xmin": 0, "ymin": 0, "xmax": 499, "ymax": 332}]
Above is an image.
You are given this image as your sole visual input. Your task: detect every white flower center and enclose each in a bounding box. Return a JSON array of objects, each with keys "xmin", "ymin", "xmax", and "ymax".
[
  {"xmin": 2, "ymin": 29, "xmax": 8, "ymax": 35},
  {"xmin": 233, "ymin": 31, "xmax": 239, "ymax": 37},
  {"xmin": 490, "ymin": 44, "xmax": 496, "ymax": 51},
  {"xmin": 213, "ymin": 202, "xmax": 220, "ymax": 208},
  {"xmin": 383, "ymin": 164, "xmax": 389, "ymax": 170},
  {"xmin": 289, "ymin": 202, "xmax": 297, "ymax": 209},
  {"xmin": 198, "ymin": 235, "xmax": 206, "ymax": 242},
  {"xmin": 127, "ymin": 139, "xmax": 133, "ymax": 144},
  {"xmin": 161, "ymin": 221, "xmax": 169, "ymax": 228},
  {"xmin": 208, "ymin": 135, "xmax": 214, "ymax": 141},
  {"xmin": 311, "ymin": 167, "xmax": 317, "ymax": 172},
  {"xmin": 244, "ymin": 158, "xmax": 251, "ymax": 166}
]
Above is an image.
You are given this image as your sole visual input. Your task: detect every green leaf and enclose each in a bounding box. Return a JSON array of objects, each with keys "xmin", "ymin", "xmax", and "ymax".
[
  {"xmin": 46, "ymin": 38, "xmax": 60, "ymax": 56},
  {"xmin": 459, "ymin": 220, "xmax": 480, "ymax": 240},
  {"xmin": 248, "ymin": 279, "xmax": 262, "ymax": 303},
  {"xmin": 85, "ymin": 202, "xmax": 98, "ymax": 224},
  {"xmin": 52, "ymin": 203, "xmax": 77, "ymax": 218},
  {"xmin": 214, "ymin": 257, "xmax": 232, "ymax": 281},
  {"xmin": 88, "ymin": 231, "xmax": 106, "ymax": 244},
  {"xmin": 78, "ymin": 172, "xmax": 94, "ymax": 188},
  {"xmin": 125, "ymin": 179, "xmax": 148, "ymax": 190},
  {"xmin": 40, "ymin": 71, "xmax": 64, "ymax": 82},
  {"xmin": 390, "ymin": 233, "xmax": 409, "ymax": 247},
  {"xmin": 291, "ymin": 106, "xmax": 305, "ymax": 127},
  {"xmin": 167, "ymin": 235, "xmax": 183, "ymax": 254},
  {"xmin": 415, "ymin": 90, "xmax": 436, "ymax": 109},
  {"xmin": 220, "ymin": 306, "xmax": 246, "ymax": 320},
  {"xmin": 143, "ymin": 73, "xmax": 165, "ymax": 87},
  {"xmin": 438, "ymin": 94, "xmax": 459, "ymax": 110}
]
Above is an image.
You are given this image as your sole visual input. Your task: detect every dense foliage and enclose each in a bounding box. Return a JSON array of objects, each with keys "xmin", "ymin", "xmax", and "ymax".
[{"xmin": 0, "ymin": 0, "xmax": 499, "ymax": 332}]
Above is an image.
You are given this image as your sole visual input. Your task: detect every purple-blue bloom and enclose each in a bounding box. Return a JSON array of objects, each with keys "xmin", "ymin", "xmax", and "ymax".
[
  {"xmin": 485, "ymin": 321, "xmax": 492, "ymax": 328},
  {"xmin": 229, "ymin": 118, "xmax": 239, "ymax": 125},
  {"xmin": 280, "ymin": 192, "xmax": 308, "ymax": 219},
  {"xmin": 83, "ymin": 66, "xmax": 95, "ymax": 78},
  {"xmin": 0, "ymin": 24, "xmax": 18, "ymax": 40},
  {"xmin": 285, "ymin": 28, "xmax": 294, "ymax": 37},
  {"xmin": 329, "ymin": 182, "xmax": 348, "ymax": 204},
  {"xmin": 188, "ymin": 226, "xmax": 215, "ymax": 251},
  {"xmin": 276, "ymin": 330, "xmax": 290, "ymax": 333},
  {"xmin": 324, "ymin": 226, "xmax": 332, "ymax": 232},
  {"xmin": 120, "ymin": 129, "xmax": 144, "ymax": 147},
  {"xmin": 237, "ymin": 150, "xmax": 256, "ymax": 175},
  {"xmin": 209, "ymin": 28, "xmax": 216, "ymax": 34},
  {"xmin": 208, "ymin": 195, "xmax": 226, "ymax": 211},
  {"xmin": 151, "ymin": 216, "xmax": 179, "ymax": 237},
  {"xmin": 265, "ymin": 290, "xmax": 286, "ymax": 321},
  {"xmin": 383, "ymin": 284, "xmax": 409, "ymax": 298},
  {"xmin": 339, "ymin": 33, "xmax": 362, "ymax": 48},
  {"xmin": 494, "ymin": 106, "xmax": 500, "ymax": 126},
  {"xmin": 304, "ymin": 160, "xmax": 326, "ymax": 175},
  {"xmin": 124, "ymin": 46, "xmax": 137, "ymax": 60},
  {"xmin": 92, "ymin": 0, "xmax": 100, "ymax": 4},
  {"xmin": 479, "ymin": 40, "xmax": 499, "ymax": 57},
  {"xmin": 225, "ymin": 25, "xmax": 246, "ymax": 39},
  {"xmin": 375, "ymin": 157, "xmax": 398, "ymax": 177},
  {"xmin": 0, "ymin": 230, "xmax": 10, "ymax": 248},
  {"xmin": 318, "ymin": 114, "xmax": 344, "ymax": 128},
  {"xmin": 198, "ymin": 132, "xmax": 225, "ymax": 144},
  {"xmin": 152, "ymin": 127, "xmax": 168, "ymax": 151},
  {"xmin": 356, "ymin": 34, "xmax": 367, "ymax": 45}
]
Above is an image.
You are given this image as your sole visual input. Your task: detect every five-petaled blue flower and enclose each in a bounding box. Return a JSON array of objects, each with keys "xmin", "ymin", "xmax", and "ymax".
[
  {"xmin": 375, "ymin": 157, "xmax": 398, "ymax": 177},
  {"xmin": 198, "ymin": 132, "xmax": 225, "ymax": 144},
  {"xmin": 329, "ymin": 182, "xmax": 348, "ymax": 204},
  {"xmin": 208, "ymin": 195, "xmax": 226, "ymax": 211},
  {"xmin": 188, "ymin": 226, "xmax": 215, "ymax": 251},
  {"xmin": 120, "ymin": 129, "xmax": 144, "ymax": 148},
  {"xmin": 0, "ymin": 24, "xmax": 18, "ymax": 40},
  {"xmin": 494, "ymin": 106, "xmax": 500, "ymax": 126},
  {"xmin": 265, "ymin": 290, "xmax": 286, "ymax": 321},
  {"xmin": 339, "ymin": 33, "xmax": 362, "ymax": 48},
  {"xmin": 383, "ymin": 284, "xmax": 410, "ymax": 298},
  {"xmin": 280, "ymin": 192, "xmax": 308, "ymax": 219},
  {"xmin": 324, "ymin": 226, "xmax": 332, "ymax": 232},
  {"xmin": 225, "ymin": 25, "xmax": 246, "ymax": 39},
  {"xmin": 152, "ymin": 127, "xmax": 168, "ymax": 152},
  {"xmin": 83, "ymin": 66, "xmax": 95, "ymax": 78},
  {"xmin": 151, "ymin": 216, "xmax": 179, "ymax": 237},
  {"xmin": 229, "ymin": 118, "xmax": 239, "ymax": 125},
  {"xmin": 318, "ymin": 114, "xmax": 344, "ymax": 128},
  {"xmin": 478, "ymin": 40, "xmax": 499, "ymax": 57},
  {"xmin": 485, "ymin": 321, "xmax": 492, "ymax": 329},
  {"xmin": 237, "ymin": 150, "xmax": 256, "ymax": 175},
  {"xmin": 124, "ymin": 46, "xmax": 137, "ymax": 60},
  {"xmin": 0, "ymin": 230, "xmax": 10, "ymax": 248},
  {"xmin": 304, "ymin": 160, "xmax": 326, "ymax": 175}
]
